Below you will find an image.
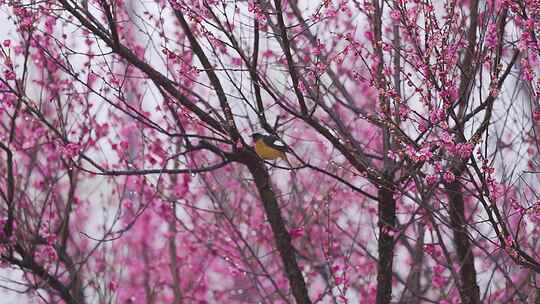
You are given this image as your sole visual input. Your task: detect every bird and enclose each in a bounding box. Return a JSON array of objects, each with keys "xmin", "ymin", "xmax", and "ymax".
[{"xmin": 251, "ymin": 133, "xmax": 291, "ymax": 165}]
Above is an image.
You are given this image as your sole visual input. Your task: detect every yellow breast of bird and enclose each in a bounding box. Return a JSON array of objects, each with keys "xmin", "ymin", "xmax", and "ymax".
[{"xmin": 255, "ymin": 140, "xmax": 285, "ymax": 160}]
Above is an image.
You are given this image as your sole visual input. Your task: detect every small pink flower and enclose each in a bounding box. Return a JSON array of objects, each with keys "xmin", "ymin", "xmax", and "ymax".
[
  {"xmin": 418, "ymin": 122, "xmax": 427, "ymax": 132},
  {"xmin": 119, "ymin": 141, "xmax": 129, "ymax": 152},
  {"xmin": 4, "ymin": 70, "xmax": 16, "ymax": 80},
  {"xmin": 123, "ymin": 199, "xmax": 133, "ymax": 210},
  {"xmin": 533, "ymin": 110, "xmax": 540, "ymax": 123},
  {"xmin": 433, "ymin": 264, "xmax": 444, "ymax": 274},
  {"xmin": 390, "ymin": 10, "xmax": 401, "ymax": 21},
  {"xmin": 289, "ymin": 227, "xmax": 304, "ymax": 238},
  {"xmin": 364, "ymin": 31, "xmax": 374, "ymax": 42},
  {"xmin": 298, "ymin": 81, "xmax": 307, "ymax": 93},
  {"xmin": 45, "ymin": 234, "xmax": 56, "ymax": 244},
  {"xmin": 443, "ymin": 171, "xmax": 455, "ymax": 183},
  {"xmin": 108, "ymin": 280, "xmax": 118, "ymax": 291},
  {"xmin": 64, "ymin": 143, "xmax": 81, "ymax": 157},
  {"xmin": 425, "ymin": 174, "xmax": 438, "ymax": 185},
  {"xmin": 424, "ymin": 244, "xmax": 442, "ymax": 258},
  {"xmin": 231, "ymin": 57, "xmax": 242, "ymax": 66}
]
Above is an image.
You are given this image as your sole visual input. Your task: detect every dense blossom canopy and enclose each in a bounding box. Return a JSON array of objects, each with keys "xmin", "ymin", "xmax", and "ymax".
[{"xmin": 1, "ymin": 0, "xmax": 540, "ymax": 303}]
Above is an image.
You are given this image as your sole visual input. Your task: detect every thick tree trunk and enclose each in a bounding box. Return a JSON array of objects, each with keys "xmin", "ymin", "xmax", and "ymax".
[
  {"xmin": 376, "ymin": 181, "xmax": 396, "ymax": 304},
  {"xmin": 446, "ymin": 179, "xmax": 480, "ymax": 304},
  {"xmin": 246, "ymin": 159, "xmax": 311, "ymax": 304}
]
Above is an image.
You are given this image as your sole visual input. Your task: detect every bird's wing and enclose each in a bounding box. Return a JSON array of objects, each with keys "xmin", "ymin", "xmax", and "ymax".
[{"xmin": 263, "ymin": 135, "xmax": 290, "ymax": 152}]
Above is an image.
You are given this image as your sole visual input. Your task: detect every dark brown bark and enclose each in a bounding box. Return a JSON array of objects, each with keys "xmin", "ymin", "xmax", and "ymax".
[
  {"xmin": 370, "ymin": 0, "xmax": 397, "ymax": 301},
  {"xmin": 445, "ymin": 179, "xmax": 480, "ymax": 304},
  {"xmin": 376, "ymin": 180, "xmax": 396, "ymax": 304},
  {"xmin": 245, "ymin": 156, "xmax": 311, "ymax": 304},
  {"xmin": 0, "ymin": 142, "xmax": 15, "ymax": 237}
]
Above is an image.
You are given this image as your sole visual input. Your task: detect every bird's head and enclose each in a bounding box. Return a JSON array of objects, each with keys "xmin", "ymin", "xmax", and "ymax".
[{"xmin": 251, "ymin": 133, "xmax": 264, "ymax": 141}]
